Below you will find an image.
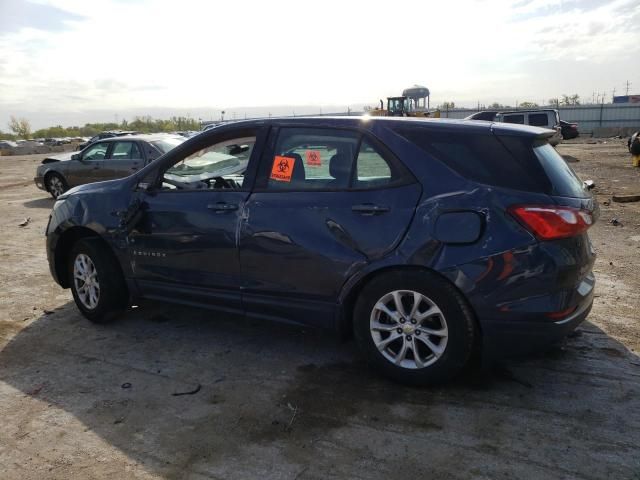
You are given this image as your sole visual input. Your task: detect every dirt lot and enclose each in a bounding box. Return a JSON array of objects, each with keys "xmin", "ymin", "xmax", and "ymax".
[{"xmin": 1, "ymin": 141, "xmax": 639, "ymax": 479}]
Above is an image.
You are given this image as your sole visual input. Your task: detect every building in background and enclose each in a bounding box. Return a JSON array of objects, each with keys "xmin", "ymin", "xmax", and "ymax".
[{"xmin": 613, "ymin": 95, "xmax": 640, "ymax": 104}]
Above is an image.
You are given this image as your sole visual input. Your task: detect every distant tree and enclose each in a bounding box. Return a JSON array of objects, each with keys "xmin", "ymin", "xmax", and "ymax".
[
  {"xmin": 8, "ymin": 116, "xmax": 31, "ymax": 139},
  {"xmin": 519, "ymin": 101, "xmax": 539, "ymax": 108},
  {"xmin": 440, "ymin": 101, "xmax": 455, "ymax": 110},
  {"xmin": 548, "ymin": 98, "xmax": 560, "ymax": 108},
  {"xmin": 560, "ymin": 94, "xmax": 580, "ymax": 106},
  {"xmin": 489, "ymin": 102, "xmax": 505, "ymax": 109},
  {"xmin": 0, "ymin": 129, "xmax": 16, "ymax": 140},
  {"xmin": 31, "ymin": 116, "xmax": 202, "ymax": 139}
]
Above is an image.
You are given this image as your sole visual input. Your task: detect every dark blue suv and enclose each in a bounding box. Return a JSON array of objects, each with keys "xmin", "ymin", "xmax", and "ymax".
[{"xmin": 46, "ymin": 117, "xmax": 597, "ymax": 384}]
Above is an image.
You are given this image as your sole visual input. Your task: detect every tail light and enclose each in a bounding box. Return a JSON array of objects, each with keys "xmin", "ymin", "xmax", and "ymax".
[{"xmin": 508, "ymin": 205, "xmax": 593, "ymax": 240}]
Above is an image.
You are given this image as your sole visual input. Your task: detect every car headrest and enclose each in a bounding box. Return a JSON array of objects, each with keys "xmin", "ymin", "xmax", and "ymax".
[{"xmin": 282, "ymin": 152, "xmax": 305, "ymax": 182}]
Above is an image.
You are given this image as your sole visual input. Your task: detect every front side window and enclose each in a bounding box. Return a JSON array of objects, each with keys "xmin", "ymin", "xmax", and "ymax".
[
  {"xmin": 82, "ymin": 142, "xmax": 109, "ymax": 161},
  {"xmin": 160, "ymin": 135, "xmax": 256, "ymax": 191},
  {"xmin": 263, "ymin": 128, "xmax": 406, "ymax": 191}
]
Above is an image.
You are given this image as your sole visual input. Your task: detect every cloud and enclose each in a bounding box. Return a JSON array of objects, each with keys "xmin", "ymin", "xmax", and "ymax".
[
  {"xmin": 0, "ymin": 0, "xmax": 638, "ymax": 129},
  {"xmin": 0, "ymin": 0, "xmax": 83, "ymax": 35}
]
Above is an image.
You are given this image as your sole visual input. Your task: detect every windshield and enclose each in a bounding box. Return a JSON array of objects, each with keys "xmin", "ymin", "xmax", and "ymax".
[
  {"xmin": 164, "ymin": 136, "xmax": 256, "ymax": 182},
  {"xmin": 151, "ymin": 137, "xmax": 185, "ymax": 154}
]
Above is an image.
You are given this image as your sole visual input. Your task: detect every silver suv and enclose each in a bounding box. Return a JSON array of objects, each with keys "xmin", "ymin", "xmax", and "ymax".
[{"xmin": 495, "ymin": 110, "xmax": 562, "ymax": 146}]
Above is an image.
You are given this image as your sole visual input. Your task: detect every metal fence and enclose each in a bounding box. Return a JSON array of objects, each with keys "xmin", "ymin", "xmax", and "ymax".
[
  {"xmin": 439, "ymin": 104, "xmax": 640, "ymax": 133},
  {"xmin": 201, "ymin": 104, "xmax": 640, "ymax": 134}
]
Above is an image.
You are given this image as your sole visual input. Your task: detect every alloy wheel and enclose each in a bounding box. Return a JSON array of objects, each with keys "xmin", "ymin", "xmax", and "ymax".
[
  {"xmin": 48, "ymin": 176, "xmax": 65, "ymax": 198},
  {"xmin": 73, "ymin": 253, "xmax": 100, "ymax": 310},
  {"xmin": 370, "ymin": 290, "xmax": 448, "ymax": 369}
]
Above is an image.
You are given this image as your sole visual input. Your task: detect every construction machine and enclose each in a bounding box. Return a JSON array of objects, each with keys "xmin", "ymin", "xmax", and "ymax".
[{"xmin": 368, "ymin": 85, "xmax": 437, "ymax": 117}]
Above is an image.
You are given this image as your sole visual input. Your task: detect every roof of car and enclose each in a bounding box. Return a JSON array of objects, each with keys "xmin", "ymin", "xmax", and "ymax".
[
  {"xmin": 207, "ymin": 115, "xmax": 552, "ymax": 138},
  {"xmin": 97, "ymin": 134, "xmax": 184, "ymax": 143},
  {"xmin": 497, "ymin": 109, "xmax": 558, "ymax": 115}
]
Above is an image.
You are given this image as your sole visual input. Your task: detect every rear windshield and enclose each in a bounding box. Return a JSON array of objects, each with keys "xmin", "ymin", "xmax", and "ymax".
[
  {"xmin": 151, "ymin": 137, "xmax": 185, "ymax": 154},
  {"xmin": 395, "ymin": 128, "xmax": 588, "ymax": 197},
  {"xmin": 533, "ymin": 141, "xmax": 587, "ymax": 197}
]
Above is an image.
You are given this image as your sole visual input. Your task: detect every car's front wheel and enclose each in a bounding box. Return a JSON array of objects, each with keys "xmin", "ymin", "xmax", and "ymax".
[
  {"xmin": 46, "ymin": 172, "xmax": 68, "ymax": 199},
  {"xmin": 68, "ymin": 238, "xmax": 128, "ymax": 323},
  {"xmin": 353, "ymin": 271, "xmax": 477, "ymax": 385}
]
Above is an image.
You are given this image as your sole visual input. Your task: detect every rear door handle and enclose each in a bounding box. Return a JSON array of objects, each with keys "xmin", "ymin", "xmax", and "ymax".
[
  {"xmin": 351, "ymin": 204, "xmax": 390, "ymax": 215},
  {"xmin": 207, "ymin": 202, "xmax": 238, "ymax": 212}
]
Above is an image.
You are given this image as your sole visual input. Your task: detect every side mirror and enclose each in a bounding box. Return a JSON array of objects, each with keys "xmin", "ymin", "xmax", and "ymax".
[
  {"xmin": 137, "ymin": 182, "xmax": 152, "ymax": 192},
  {"xmin": 71, "ymin": 153, "xmax": 80, "ymax": 161}
]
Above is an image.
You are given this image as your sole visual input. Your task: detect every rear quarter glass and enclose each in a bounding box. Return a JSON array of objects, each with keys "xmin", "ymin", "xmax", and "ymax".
[{"xmin": 394, "ymin": 128, "xmax": 551, "ymax": 193}]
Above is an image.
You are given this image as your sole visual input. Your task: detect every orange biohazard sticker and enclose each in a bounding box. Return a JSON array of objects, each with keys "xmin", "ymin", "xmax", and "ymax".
[
  {"xmin": 305, "ymin": 149, "xmax": 322, "ymax": 166},
  {"xmin": 270, "ymin": 155, "xmax": 295, "ymax": 182}
]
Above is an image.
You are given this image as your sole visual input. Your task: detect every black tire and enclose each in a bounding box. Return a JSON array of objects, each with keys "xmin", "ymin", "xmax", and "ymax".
[
  {"xmin": 45, "ymin": 172, "xmax": 68, "ymax": 199},
  {"xmin": 353, "ymin": 270, "xmax": 477, "ymax": 386},
  {"xmin": 68, "ymin": 238, "xmax": 128, "ymax": 323}
]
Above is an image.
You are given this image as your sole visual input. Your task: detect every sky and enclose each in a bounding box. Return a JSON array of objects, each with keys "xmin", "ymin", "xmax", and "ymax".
[{"xmin": 0, "ymin": 0, "xmax": 639, "ymax": 129}]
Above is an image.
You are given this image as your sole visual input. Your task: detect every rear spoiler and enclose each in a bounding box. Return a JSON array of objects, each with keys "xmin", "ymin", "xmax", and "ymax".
[{"xmin": 535, "ymin": 129, "xmax": 556, "ymax": 140}]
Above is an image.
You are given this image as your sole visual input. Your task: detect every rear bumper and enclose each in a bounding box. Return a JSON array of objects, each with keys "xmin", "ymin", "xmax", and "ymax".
[{"xmin": 481, "ymin": 275, "xmax": 594, "ymax": 360}]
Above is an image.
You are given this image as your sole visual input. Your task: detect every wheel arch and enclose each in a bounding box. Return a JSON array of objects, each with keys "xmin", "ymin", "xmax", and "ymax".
[
  {"xmin": 337, "ymin": 265, "xmax": 483, "ymax": 344},
  {"xmin": 54, "ymin": 226, "xmax": 120, "ymax": 289},
  {"xmin": 44, "ymin": 169, "xmax": 66, "ymax": 185}
]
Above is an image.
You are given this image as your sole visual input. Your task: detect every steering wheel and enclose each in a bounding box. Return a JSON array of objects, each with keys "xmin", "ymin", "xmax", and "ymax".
[
  {"xmin": 212, "ymin": 177, "xmax": 239, "ymax": 189},
  {"xmin": 162, "ymin": 177, "xmax": 207, "ymax": 190}
]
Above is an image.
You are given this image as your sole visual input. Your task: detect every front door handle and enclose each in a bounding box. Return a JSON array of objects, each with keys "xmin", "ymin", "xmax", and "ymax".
[
  {"xmin": 351, "ymin": 204, "xmax": 390, "ymax": 215},
  {"xmin": 207, "ymin": 202, "xmax": 239, "ymax": 212}
]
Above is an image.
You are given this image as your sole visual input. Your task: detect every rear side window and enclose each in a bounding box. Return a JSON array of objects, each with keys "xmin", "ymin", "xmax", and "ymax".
[
  {"xmin": 395, "ymin": 128, "xmax": 551, "ymax": 193},
  {"xmin": 356, "ymin": 139, "xmax": 392, "ymax": 187},
  {"xmin": 533, "ymin": 141, "xmax": 587, "ymax": 197},
  {"xmin": 111, "ymin": 141, "xmax": 142, "ymax": 160},
  {"xmin": 529, "ymin": 113, "xmax": 549, "ymax": 127},
  {"xmin": 262, "ymin": 128, "xmax": 410, "ymax": 191}
]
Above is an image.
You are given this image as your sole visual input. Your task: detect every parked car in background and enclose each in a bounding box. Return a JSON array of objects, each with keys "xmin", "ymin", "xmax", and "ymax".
[
  {"xmin": 35, "ymin": 134, "xmax": 185, "ymax": 198},
  {"xmin": 76, "ymin": 131, "xmax": 141, "ymax": 151},
  {"xmin": 494, "ymin": 109, "xmax": 562, "ymax": 146},
  {"xmin": 202, "ymin": 122, "xmax": 222, "ymax": 132},
  {"xmin": 466, "ymin": 109, "xmax": 563, "ymax": 146},
  {"xmin": 464, "ymin": 111, "xmax": 499, "ymax": 121},
  {"xmin": 560, "ymin": 120, "xmax": 579, "ymax": 140},
  {"xmin": 44, "ymin": 117, "xmax": 597, "ymax": 385},
  {"xmin": 0, "ymin": 140, "xmax": 19, "ymax": 149}
]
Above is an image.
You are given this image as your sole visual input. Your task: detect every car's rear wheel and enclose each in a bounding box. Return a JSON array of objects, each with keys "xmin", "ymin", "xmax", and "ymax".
[
  {"xmin": 68, "ymin": 238, "xmax": 128, "ymax": 323},
  {"xmin": 353, "ymin": 271, "xmax": 477, "ymax": 385},
  {"xmin": 46, "ymin": 172, "xmax": 67, "ymax": 199}
]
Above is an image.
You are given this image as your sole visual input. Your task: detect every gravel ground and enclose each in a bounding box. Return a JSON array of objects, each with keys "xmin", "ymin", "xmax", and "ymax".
[{"xmin": 0, "ymin": 141, "xmax": 639, "ymax": 480}]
